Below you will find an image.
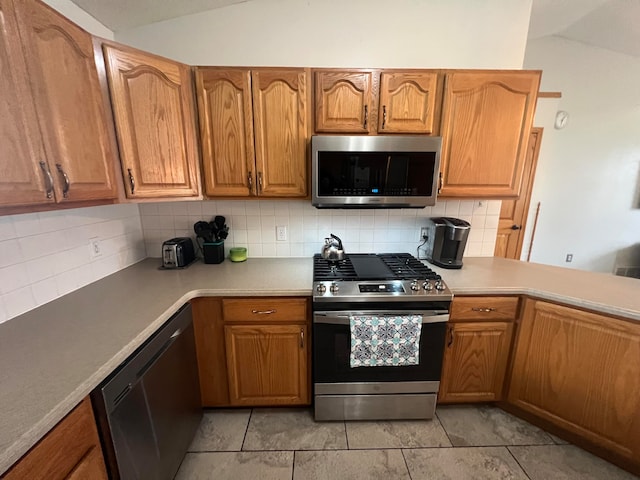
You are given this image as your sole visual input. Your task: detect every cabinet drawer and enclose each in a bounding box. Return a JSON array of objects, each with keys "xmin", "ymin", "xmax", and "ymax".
[
  {"xmin": 450, "ymin": 296, "xmax": 519, "ymax": 321},
  {"xmin": 222, "ymin": 298, "xmax": 308, "ymax": 322}
]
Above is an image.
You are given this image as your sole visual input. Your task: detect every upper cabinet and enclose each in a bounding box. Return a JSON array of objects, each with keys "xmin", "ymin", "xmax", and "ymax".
[
  {"xmin": 439, "ymin": 71, "xmax": 541, "ymax": 198},
  {"xmin": 313, "ymin": 69, "xmax": 440, "ymax": 135},
  {"xmin": 103, "ymin": 44, "xmax": 200, "ymax": 198},
  {"xmin": 314, "ymin": 70, "xmax": 374, "ymax": 133},
  {"xmin": 0, "ymin": 0, "xmax": 117, "ymax": 208},
  {"xmin": 195, "ymin": 67, "xmax": 309, "ymax": 198},
  {"xmin": 378, "ymin": 71, "xmax": 439, "ymax": 134}
]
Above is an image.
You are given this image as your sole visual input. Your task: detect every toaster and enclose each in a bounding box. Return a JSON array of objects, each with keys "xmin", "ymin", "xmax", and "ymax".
[{"xmin": 162, "ymin": 237, "xmax": 196, "ymax": 268}]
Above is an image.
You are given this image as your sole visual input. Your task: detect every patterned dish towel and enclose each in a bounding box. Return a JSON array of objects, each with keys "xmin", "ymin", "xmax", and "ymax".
[{"xmin": 350, "ymin": 315, "xmax": 423, "ymax": 367}]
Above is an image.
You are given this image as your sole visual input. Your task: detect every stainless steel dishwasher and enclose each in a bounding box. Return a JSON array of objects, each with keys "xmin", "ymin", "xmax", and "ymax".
[{"xmin": 92, "ymin": 303, "xmax": 202, "ymax": 480}]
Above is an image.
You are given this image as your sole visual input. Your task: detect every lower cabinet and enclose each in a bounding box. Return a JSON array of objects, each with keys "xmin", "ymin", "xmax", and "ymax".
[
  {"xmin": 3, "ymin": 397, "xmax": 107, "ymax": 480},
  {"xmin": 507, "ymin": 299, "xmax": 640, "ymax": 466},
  {"xmin": 191, "ymin": 296, "xmax": 311, "ymax": 407},
  {"xmin": 438, "ymin": 296, "xmax": 519, "ymax": 403}
]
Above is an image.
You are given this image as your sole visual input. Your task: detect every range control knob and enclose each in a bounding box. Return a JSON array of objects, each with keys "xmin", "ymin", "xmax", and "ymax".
[
  {"xmin": 329, "ymin": 283, "xmax": 339, "ymax": 293},
  {"xmin": 316, "ymin": 283, "xmax": 327, "ymax": 294},
  {"xmin": 435, "ymin": 280, "xmax": 445, "ymax": 291},
  {"xmin": 423, "ymin": 281, "xmax": 434, "ymax": 291},
  {"xmin": 410, "ymin": 280, "xmax": 420, "ymax": 291}
]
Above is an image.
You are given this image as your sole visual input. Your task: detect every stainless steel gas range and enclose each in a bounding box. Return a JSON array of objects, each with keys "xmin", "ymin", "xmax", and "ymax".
[{"xmin": 312, "ymin": 253, "xmax": 453, "ymax": 421}]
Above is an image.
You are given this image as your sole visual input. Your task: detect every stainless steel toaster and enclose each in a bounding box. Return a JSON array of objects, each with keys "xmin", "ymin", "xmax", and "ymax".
[{"xmin": 162, "ymin": 237, "xmax": 195, "ymax": 268}]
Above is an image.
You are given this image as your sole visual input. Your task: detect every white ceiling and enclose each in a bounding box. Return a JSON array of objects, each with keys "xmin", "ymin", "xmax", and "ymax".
[{"xmin": 70, "ymin": 0, "xmax": 640, "ymax": 57}]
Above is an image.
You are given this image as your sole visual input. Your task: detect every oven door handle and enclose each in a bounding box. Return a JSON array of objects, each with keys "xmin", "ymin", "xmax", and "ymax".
[{"xmin": 313, "ymin": 311, "xmax": 449, "ymax": 325}]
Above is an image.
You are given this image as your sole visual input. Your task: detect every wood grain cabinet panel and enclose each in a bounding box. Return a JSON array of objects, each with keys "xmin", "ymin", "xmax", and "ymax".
[
  {"xmin": 439, "ymin": 321, "xmax": 514, "ymax": 403},
  {"xmin": 439, "ymin": 71, "xmax": 540, "ymax": 197},
  {"xmin": 196, "ymin": 67, "xmax": 309, "ymax": 198},
  {"xmin": 449, "ymin": 296, "xmax": 520, "ymax": 322},
  {"xmin": 223, "ymin": 298, "xmax": 308, "ymax": 323},
  {"xmin": 3, "ymin": 397, "xmax": 108, "ymax": 480},
  {"xmin": 252, "ymin": 69, "xmax": 309, "ymax": 197},
  {"xmin": 225, "ymin": 323, "xmax": 309, "ymax": 406},
  {"xmin": 314, "ymin": 70, "xmax": 374, "ymax": 133},
  {"xmin": 10, "ymin": 0, "xmax": 117, "ymax": 204},
  {"xmin": 0, "ymin": 0, "xmax": 52, "ymax": 207},
  {"xmin": 103, "ymin": 44, "xmax": 200, "ymax": 198},
  {"xmin": 195, "ymin": 68, "xmax": 255, "ymax": 196},
  {"xmin": 378, "ymin": 72, "xmax": 438, "ymax": 134},
  {"xmin": 508, "ymin": 299, "xmax": 640, "ymax": 463}
]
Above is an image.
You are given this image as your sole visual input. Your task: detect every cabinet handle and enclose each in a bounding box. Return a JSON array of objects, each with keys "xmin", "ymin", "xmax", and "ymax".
[
  {"xmin": 55, "ymin": 164, "xmax": 70, "ymax": 198},
  {"xmin": 363, "ymin": 105, "xmax": 368, "ymax": 129},
  {"xmin": 128, "ymin": 168, "xmax": 135, "ymax": 194},
  {"xmin": 300, "ymin": 329, "xmax": 304, "ymax": 348},
  {"xmin": 247, "ymin": 171, "xmax": 253, "ymax": 194},
  {"xmin": 447, "ymin": 326, "xmax": 454, "ymax": 347},
  {"xmin": 251, "ymin": 309, "xmax": 276, "ymax": 315},
  {"xmin": 438, "ymin": 172, "xmax": 443, "ymax": 194},
  {"xmin": 39, "ymin": 161, "xmax": 54, "ymax": 199},
  {"xmin": 381, "ymin": 105, "xmax": 387, "ymax": 129},
  {"xmin": 257, "ymin": 172, "xmax": 263, "ymax": 195},
  {"xmin": 471, "ymin": 307, "xmax": 496, "ymax": 313}
]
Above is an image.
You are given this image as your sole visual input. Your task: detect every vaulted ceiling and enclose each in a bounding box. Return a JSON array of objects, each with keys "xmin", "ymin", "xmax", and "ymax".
[{"xmin": 70, "ymin": 0, "xmax": 640, "ymax": 57}]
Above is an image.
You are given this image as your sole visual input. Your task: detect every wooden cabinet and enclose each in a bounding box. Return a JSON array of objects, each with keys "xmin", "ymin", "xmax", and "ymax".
[
  {"xmin": 192, "ymin": 297, "xmax": 311, "ymax": 407},
  {"xmin": 195, "ymin": 67, "xmax": 309, "ymax": 197},
  {"xmin": 313, "ymin": 69, "xmax": 439, "ymax": 134},
  {"xmin": 103, "ymin": 43, "xmax": 200, "ymax": 198},
  {"xmin": 508, "ymin": 299, "xmax": 640, "ymax": 465},
  {"xmin": 439, "ymin": 296, "xmax": 519, "ymax": 403},
  {"xmin": 3, "ymin": 397, "xmax": 108, "ymax": 480},
  {"xmin": 439, "ymin": 71, "xmax": 540, "ymax": 197},
  {"xmin": 0, "ymin": 0, "xmax": 117, "ymax": 208}
]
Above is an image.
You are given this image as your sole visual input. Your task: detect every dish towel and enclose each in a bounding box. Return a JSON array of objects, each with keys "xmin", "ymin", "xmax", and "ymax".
[{"xmin": 350, "ymin": 315, "xmax": 422, "ymax": 367}]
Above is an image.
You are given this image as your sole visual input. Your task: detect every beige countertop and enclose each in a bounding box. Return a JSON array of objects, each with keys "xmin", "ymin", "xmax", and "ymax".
[{"xmin": 1, "ymin": 255, "xmax": 638, "ymax": 474}]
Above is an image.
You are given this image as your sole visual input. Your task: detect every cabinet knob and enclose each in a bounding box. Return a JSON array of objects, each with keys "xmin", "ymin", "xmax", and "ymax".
[
  {"xmin": 39, "ymin": 161, "xmax": 54, "ymax": 199},
  {"xmin": 247, "ymin": 171, "xmax": 253, "ymax": 194},
  {"xmin": 511, "ymin": 224, "xmax": 522, "ymax": 230},
  {"xmin": 381, "ymin": 105, "xmax": 387, "ymax": 129},
  {"xmin": 251, "ymin": 309, "xmax": 276, "ymax": 315},
  {"xmin": 128, "ymin": 168, "xmax": 135, "ymax": 195},
  {"xmin": 363, "ymin": 105, "xmax": 368, "ymax": 129},
  {"xmin": 55, "ymin": 164, "xmax": 70, "ymax": 198},
  {"xmin": 471, "ymin": 307, "xmax": 496, "ymax": 313},
  {"xmin": 300, "ymin": 328, "xmax": 305, "ymax": 348},
  {"xmin": 257, "ymin": 172, "xmax": 263, "ymax": 195}
]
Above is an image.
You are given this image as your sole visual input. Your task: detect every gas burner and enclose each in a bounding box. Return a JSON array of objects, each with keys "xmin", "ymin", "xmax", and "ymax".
[{"xmin": 313, "ymin": 253, "xmax": 452, "ymax": 303}]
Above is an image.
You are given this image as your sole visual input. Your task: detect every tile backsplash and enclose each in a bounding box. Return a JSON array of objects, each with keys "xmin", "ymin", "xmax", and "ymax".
[
  {"xmin": 140, "ymin": 199, "xmax": 500, "ymax": 260},
  {"xmin": 0, "ymin": 204, "xmax": 145, "ymax": 324}
]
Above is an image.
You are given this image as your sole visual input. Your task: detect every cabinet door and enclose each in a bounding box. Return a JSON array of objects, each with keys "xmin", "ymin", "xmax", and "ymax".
[
  {"xmin": 225, "ymin": 324, "xmax": 309, "ymax": 405},
  {"xmin": 195, "ymin": 68, "xmax": 255, "ymax": 197},
  {"xmin": 439, "ymin": 71, "xmax": 540, "ymax": 197},
  {"xmin": 103, "ymin": 44, "xmax": 200, "ymax": 198},
  {"xmin": 14, "ymin": 0, "xmax": 117, "ymax": 203},
  {"xmin": 0, "ymin": 0, "xmax": 53, "ymax": 207},
  {"xmin": 439, "ymin": 321, "xmax": 514, "ymax": 403},
  {"xmin": 252, "ymin": 69, "xmax": 309, "ymax": 197},
  {"xmin": 378, "ymin": 72, "xmax": 438, "ymax": 134},
  {"xmin": 314, "ymin": 70, "xmax": 374, "ymax": 133},
  {"xmin": 3, "ymin": 398, "xmax": 108, "ymax": 480},
  {"xmin": 508, "ymin": 300, "xmax": 640, "ymax": 462}
]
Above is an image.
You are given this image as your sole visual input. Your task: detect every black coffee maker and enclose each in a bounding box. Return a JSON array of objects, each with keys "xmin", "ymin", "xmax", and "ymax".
[{"xmin": 423, "ymin": 217, "xmax": 471, "ymax": 269}]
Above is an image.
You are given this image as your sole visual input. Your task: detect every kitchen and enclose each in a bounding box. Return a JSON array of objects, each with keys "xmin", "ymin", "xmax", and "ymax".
[{"xmin": 1, "ymin": 0, "xmax": 639, "ymax": 479}]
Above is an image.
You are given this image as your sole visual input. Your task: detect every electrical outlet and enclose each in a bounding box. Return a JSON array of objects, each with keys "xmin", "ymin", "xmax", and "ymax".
[
  {"xmin": 565, "ymin": 254, "xmax": 573, "ymax": 263},
  {"xmin": 276, "ymin": 225, "xmax": 287, "ymax": 242},
  {"xmin": 420, "ymin": 227, "xmax": 429, "ymax": 240},
  {"xmin": 89, "ymin": 237, "xmax": 102, "ymax": 259}
]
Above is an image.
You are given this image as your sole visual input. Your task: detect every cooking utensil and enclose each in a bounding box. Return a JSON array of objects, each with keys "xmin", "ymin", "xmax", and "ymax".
[{"xmin": 321, "ymin": 233, "xmax": 345, "ymax": 262}]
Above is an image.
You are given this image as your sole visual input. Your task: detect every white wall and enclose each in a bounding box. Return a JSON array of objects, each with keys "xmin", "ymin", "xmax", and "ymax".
[
  {"xmin": 524, "ymin": 36, "xmax": 640, "ymax": 272},
  {"xmin": 139, "ymin": 199, "xmax": 501, "ymax": 260},
  {"xmin": 0, "ymin": 205, "xmax": 145, "ymax": 324},
  {"xmin": 42, "ymin": 0, "xmax": 114, "ymax": 39},
  {"xmin": 116, "ymin": 0, "xmax": 532, "ymax": 68}
]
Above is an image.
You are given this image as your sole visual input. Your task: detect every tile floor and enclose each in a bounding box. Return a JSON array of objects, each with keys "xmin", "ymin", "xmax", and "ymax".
[{"xmin": 175, "ymin": 405, "xmax": 639, "ymax": 480}]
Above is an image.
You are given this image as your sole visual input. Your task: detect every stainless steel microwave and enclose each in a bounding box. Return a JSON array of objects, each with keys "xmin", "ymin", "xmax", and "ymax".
[{"xmin": 311, "ymin": 135, "xmax": 442, "ymax": 208}]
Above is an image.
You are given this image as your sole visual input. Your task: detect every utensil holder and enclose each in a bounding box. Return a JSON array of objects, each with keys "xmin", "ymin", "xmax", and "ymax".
[{"xmin": 203, "ymin": 241, "xmax": 224, "ymax": 264}]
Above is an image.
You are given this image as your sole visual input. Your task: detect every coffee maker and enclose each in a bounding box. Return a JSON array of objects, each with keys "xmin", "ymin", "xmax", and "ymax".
[{"xmin": 423, "ymin": 217, "xmax": 471, "ymax": 269}]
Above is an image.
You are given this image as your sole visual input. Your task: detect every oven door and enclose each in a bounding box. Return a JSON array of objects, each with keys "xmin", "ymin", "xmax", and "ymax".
[
  {"xmin": 313, "ymin": 309, "xmax": 448, "ymax": 420},
  {"xmin": 313, "ymin": 309, "xmax": 448, "ymax": 389}
]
